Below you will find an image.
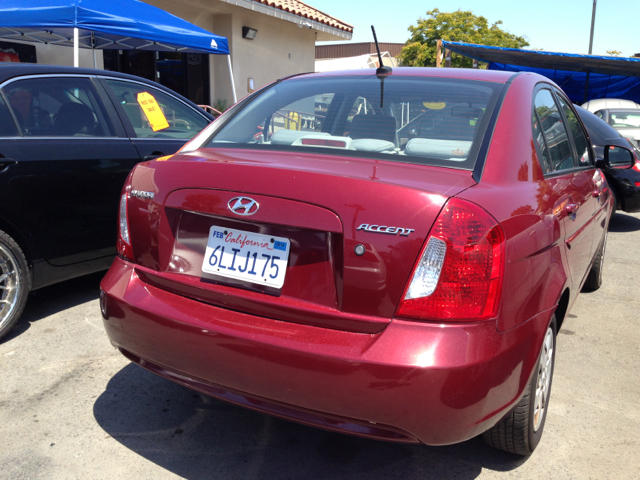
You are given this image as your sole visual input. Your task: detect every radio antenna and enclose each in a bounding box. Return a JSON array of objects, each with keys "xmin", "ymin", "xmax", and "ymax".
[
  {"xmin": 371, "ymin": 25, "xmax": 392, "ymax": 75},
  {"xmin": 371, "ymin": 26, "xmax": 391, "ymax": 108}
]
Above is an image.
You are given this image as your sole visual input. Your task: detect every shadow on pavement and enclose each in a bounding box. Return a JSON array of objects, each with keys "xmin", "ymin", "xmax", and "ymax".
[
  {"xmin": 1, "ymin": 270, "xmax": 105, "ymax": 343},
  {"xmin": 609, "ymin": 212, "xmax": 640, "ymax": 233},
  {"xmin": 94, "ymin": 364, "xmax": 527, "ymax": 479}
]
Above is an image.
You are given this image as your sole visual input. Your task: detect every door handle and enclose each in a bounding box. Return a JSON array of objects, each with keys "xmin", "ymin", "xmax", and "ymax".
[
  {"xmin": 143, "ymin": 151, "xmax": 166, "ymax": 161},
  {"xmin": 0, "ymin": 159, "xmax": 17, "ymax": 172},
  {"xmin": 565, "ymin": 203, "xmax": 580, "ymax": 215}
]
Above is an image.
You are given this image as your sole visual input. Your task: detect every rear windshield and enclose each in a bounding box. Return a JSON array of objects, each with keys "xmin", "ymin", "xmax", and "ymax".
[
  {"xmin": 197, "ymin": 75, "xmax": 504, "ymax": 170},
  {"xmin": 608, "ymin": 110, "xmax": 640, "ymax": 129}
]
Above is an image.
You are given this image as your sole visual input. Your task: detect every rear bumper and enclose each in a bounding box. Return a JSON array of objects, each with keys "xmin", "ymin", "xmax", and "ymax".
[{"xmin": 100, "ymin": 257, "xmax": 552, "ymax": 446}]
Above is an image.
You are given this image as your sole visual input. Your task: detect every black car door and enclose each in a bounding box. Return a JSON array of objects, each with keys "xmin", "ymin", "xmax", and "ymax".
[
  {"xmin": 98, "ymin": 77, "xmax": 212, "ymax": 161},
  {"xmin": 0, "ymin": 75, "xmax": 140, "ymax": 267}
]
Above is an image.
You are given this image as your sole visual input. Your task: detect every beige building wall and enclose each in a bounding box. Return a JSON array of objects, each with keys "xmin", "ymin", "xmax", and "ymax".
[
  {"xmin": 222, "ymin": 9, "xmax": 316, "ymax": 103},
  {"xmin": 152, "ymin": 0, "xmax": 316, "ymax": 108},
  {"xmin": 4, "ymin": 40, "xmax": 104, "ymax": 69}
]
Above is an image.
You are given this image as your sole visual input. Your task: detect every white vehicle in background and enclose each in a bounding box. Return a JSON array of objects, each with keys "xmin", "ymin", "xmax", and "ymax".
[
  {"xmin": 581, "ymin": 98, "xmax": 640, "ymax": 112},
  {"xmin": 582, "ymin": 98, "xmax": 640, "ymax": 149}
]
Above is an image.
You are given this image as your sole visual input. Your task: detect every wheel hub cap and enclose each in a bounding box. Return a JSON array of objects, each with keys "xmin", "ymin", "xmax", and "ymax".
[
  {"xmin": 0, "ymin": 243, "xmax": 21, "ymax": 330},
  {"xmin": 533, "ymin": 327, "xmax": 554, "ymax": 432}
]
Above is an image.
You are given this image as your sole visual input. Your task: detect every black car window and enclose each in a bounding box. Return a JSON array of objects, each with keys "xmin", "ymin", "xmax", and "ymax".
[
  {"xmin": 2, "ymin": 77, "xmax": 114, "ymax": 137},
  {"xmin": 104, "ymin": 79, "xmax": 209, "ymax": 139},
  {"xmin": 574, "ymin": 105, "xmax": 620, "ymax": 145},
  {"xmin": 594, "ymin": 110, "xmax": 604, "ymax": 119},
  {"xmin": 202, "ymin": 76, "xmax": 503, "ymax": 171},
  {"xmin": 534, "ymin": 89, "xmax": 574, "ymax": 173},
  {"xmin": 556, "ymin": 95, "xmax": 591, "ymax": 166},
  {"xmin": 0, "ymin": 94, "xmax": 19, "ymax": 137}
]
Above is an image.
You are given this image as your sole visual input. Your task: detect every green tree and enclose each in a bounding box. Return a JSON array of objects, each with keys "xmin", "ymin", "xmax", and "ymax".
[{"xmin": 399, "ymin": 9, "xmax": 529, "ymax": 68}]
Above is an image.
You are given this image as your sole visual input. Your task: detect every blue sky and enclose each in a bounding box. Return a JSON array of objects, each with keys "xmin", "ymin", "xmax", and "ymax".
[{"xmin": 314, "ymin": 0, "xmax": 639, "ymax": 57}]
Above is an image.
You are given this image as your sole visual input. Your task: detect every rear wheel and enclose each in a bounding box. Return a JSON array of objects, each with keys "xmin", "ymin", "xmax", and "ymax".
[
  {"xmin": 0, "ymin": 230, "xmax": 30, "ymax": 341},
  {"xmin": 483, "ymin": 317, "xmax": 556, "ymax": 455},
  {"xmin": 583, "ymin": 232, "xmax": 607, "ymax": 292}
]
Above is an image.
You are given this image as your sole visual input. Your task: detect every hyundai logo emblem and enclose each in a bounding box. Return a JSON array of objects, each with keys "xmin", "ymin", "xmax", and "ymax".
[{"xmin": 228, "ymin": 196, "xmax": 259, "ymax": 216}]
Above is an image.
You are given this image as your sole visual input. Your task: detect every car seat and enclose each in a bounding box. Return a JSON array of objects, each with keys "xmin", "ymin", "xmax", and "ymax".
[
  {"xmin": 349, "ymin": 114, "xmax": 397, "ymax": 144},
  {"xmin": 54, "ymin": 102, "xmax": 97, "ymax": 136}
]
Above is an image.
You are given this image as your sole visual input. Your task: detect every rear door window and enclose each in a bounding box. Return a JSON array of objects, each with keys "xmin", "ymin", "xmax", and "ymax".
[
  {"xmin": 533, "ymin": 89, "xmax": 574, "ymax": 173},
  {"xmin": 556, "ymin": 94, "xmax": 591, "ymax": 166},
  {"xmin": 103, "ymin": 79, "xmax": 209, "ymax": 139},
  {"xmin": 2, "ymin": 77, "xmax": 114, "ymax": 137},
  {"xmin": 532, "ymin": 110, "xmax": 552, "ymax": 174}
]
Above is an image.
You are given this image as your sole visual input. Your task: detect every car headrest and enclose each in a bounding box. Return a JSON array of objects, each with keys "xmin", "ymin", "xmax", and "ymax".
[
  {"xmin": 405, "ymin": 138, "xmax": 471, "ymax": 161},
  {"xmin": 349, "ymin": 115, "xmax": 397, "ymax": 143},
  {"xmin": 55, "ymin": 102, "xmax": 96, "ymax": 136}
]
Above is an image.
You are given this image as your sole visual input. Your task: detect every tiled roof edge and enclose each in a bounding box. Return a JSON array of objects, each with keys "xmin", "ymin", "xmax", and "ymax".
[{"xmin": 250, "ymin": 0, "xmax": 353, "ymax": 32}]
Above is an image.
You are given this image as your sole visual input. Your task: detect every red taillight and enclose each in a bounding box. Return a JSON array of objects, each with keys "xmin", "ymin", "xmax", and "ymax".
[
  {"xmin": 117, "ymin": 191, "xmax": 134, "ymax": 261},
  {"xmin": 633, "ymin": 161, "xmax": 640, "ymax": 173},
  {"xmin": 396, "ymin": 198, "xmax": 505, "ymax": 322}
]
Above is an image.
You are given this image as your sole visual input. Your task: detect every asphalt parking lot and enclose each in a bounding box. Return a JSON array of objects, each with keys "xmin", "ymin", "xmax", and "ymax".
[{"xmin": 1, "ymin": 212, "xmax": 639, "ymax": 480}]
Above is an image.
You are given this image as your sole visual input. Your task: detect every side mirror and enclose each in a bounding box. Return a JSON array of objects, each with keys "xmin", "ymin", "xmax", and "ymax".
[{"xmin": 601, "ymin": 145, "xmax": 636, "ymax": 169}]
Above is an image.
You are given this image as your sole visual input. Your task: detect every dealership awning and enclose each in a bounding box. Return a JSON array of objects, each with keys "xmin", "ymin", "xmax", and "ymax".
[
  {"xmin": 442, "ymin": 41, "xmax": 640, "ymax": 105},
  {"xmin": 0, "ymin": 0, "xmax": 238, "ymax": 101}
]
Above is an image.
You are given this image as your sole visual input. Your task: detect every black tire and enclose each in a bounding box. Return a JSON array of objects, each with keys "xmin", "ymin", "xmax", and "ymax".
[
  {"xmin": 483, "ymin": 316, "xmax": 557, "ymax": 455},
  {"xmin": 610, "ymin": 187, "xmax": 619, "ymax": 216},
  {"xmin": 0, "ymin": 230, "xmax": 30, "ymax": 341},
  {"xmin": 582, "ymin": 232, "xmax": 607, "ymax": 292}
]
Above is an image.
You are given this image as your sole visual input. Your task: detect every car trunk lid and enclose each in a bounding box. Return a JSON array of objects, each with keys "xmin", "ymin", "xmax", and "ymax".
[{"xmin": 126, "ymin": 148, "xmax": 476, "ymax": 333}]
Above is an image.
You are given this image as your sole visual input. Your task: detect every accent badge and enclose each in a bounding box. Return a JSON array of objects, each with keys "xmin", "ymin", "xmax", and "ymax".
[{"xmin": 357, "ymin": 224, "xmax": 415, "ymax": 236}]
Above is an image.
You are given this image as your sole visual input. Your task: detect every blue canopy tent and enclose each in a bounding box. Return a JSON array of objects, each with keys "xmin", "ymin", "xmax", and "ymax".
[
  {"xmin": 0, "ymin": 0, "xmax": 237, "ymax": 101},
  {"xmin": 442, "ymin": 41, "xmax": 640, "ymax": 106}
]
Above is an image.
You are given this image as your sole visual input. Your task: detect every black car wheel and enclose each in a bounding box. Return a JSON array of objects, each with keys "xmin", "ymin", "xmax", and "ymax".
[
  {"xmin": 583, "ymin": 232, "xmax": 607, "ymax": 292},
  {"xmin": 610, "ymin": 186, "xmax": 619, "ymax": 216},
  {"xmin": 0, "ymin": 230, "xmax": 30, "ymax": 340},
  {"xmin": 483, "ymin": 316, "xmax": 557, "ymax": 455}
]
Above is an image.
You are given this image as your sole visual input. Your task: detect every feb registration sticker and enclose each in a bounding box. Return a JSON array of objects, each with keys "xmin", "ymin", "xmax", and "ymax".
[{"xmin": 201, "ymin": 227, "xmax": 291, "ymax": 289}]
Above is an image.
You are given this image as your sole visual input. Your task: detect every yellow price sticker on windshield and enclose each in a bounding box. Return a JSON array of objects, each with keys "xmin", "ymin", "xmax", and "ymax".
[{"xmin": 137, "ymin": 92, "xmax": 169, "ymax": 132}]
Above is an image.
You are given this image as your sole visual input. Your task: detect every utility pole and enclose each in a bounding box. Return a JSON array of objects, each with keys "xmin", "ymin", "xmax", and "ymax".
[
  {"xmin": 584, "ymin": 0, "xmax": 597, "ymax": 103},
  {"xmin": 588, "ymin": 0, "xmax": 597, "ymax": 55}
]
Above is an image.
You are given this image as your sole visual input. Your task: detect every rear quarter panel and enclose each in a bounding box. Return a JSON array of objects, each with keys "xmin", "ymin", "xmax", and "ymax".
[{"xmin": 457, "ymin": 73, "xmax": 570, "ymax": 332}]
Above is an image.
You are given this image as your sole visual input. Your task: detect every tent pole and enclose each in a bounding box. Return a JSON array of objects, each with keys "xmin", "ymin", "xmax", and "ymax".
[
  {"xmin": 91, "ymin": 32, "xmax": 97, "ymax": 69},
  {"xmin": 227, "ymin": 55, "xmax": 237, "ymax": 104},
  {"xmin": 583, "ymin": 72, "xmax": 591, "ymax": 103},
  {"xmin": 74, "ymin": 28, "xmax": 79, "ymax": 67}
]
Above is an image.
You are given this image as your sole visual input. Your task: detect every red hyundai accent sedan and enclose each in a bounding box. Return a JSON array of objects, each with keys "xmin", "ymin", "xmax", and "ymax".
[{"xmin": 100, "ymin": 68, "xmax": 634, "ymax": 455}]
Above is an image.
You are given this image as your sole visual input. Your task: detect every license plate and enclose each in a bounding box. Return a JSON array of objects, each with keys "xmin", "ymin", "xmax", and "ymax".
[{"xmin": 201, "ymin": 226, "xmax": 290, "ymax": 289}]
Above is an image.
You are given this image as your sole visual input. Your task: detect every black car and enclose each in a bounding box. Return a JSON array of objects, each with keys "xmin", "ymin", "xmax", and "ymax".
[
  {"xmin": 0, "ymin": 64, "xmax": 214, "ymax": 340},
  {"xmin": 575, "ymin": 104, "xmax": 640, "ymax": 214}
]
